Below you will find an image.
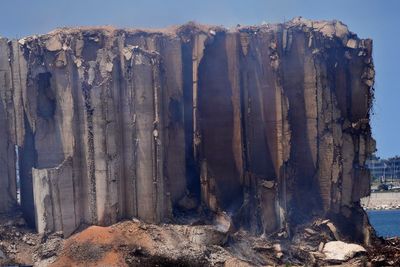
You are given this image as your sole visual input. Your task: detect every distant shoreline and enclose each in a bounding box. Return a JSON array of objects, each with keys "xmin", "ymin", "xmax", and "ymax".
[
  {"xmin": 364, "ymin": 207, "xmax": 400, "ymax": 211},
  {"xmin": 366, "ymin": 208, "xmax": 400, "ymax": 211},
  {"xmin": 361, "ymin": 191, "xmax": 400, "ymax": 210}
]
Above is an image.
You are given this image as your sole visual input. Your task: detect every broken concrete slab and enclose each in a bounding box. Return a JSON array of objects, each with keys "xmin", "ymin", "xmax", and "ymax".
[
  {"xmin": 323, "ymin": 241, "xmax": 366, "ymax": 261},
  {"xmin": 45, "ymin": 35, "xmax": 63, "ymax": 51},
  {"xmin": 32, "ymin": 157, "xmax": 78, "ymax": 237}
]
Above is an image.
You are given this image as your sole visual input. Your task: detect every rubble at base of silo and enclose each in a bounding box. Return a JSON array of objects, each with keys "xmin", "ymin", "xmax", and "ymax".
[{"xmin": 0, "ymin": 212, "xmax": 400, "ymax": 266}]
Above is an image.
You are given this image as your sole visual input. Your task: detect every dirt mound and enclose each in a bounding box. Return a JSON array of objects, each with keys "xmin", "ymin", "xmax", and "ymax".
[{"xmin": 50, "ymin": 221, "xmax": 225, "ymax": 267}]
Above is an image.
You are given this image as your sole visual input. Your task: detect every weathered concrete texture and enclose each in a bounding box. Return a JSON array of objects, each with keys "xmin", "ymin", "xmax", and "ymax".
[
  {"xmin": 0, "ymin": 18, "xmax": 375, "ymax": 242},
  {"xmin": 0, "ymin": 38, "xmax": 17, "ymax": 213},
  {"xmin": 32, "ymin": 157, "xmax": 78, "ymax": 236}
]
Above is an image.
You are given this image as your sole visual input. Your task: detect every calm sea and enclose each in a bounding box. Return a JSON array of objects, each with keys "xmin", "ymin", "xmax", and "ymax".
[{"xmin": 367, "ymin": 210, "xmax": 400, "ymax": 237}]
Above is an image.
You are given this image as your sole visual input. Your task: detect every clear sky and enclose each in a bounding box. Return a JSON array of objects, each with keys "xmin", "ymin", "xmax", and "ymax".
[{"xmin": 0, "ymin": 0, "xmax": 398, "ymax": 158}]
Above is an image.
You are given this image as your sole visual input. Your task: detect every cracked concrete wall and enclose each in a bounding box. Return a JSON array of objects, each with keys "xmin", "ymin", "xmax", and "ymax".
[
  {"xmin": 0, "ymin": 38, "xmax": 17, "ymax": 213},
  {"xmin": 0, "ymin": 19, "xmax": 374, "ymax": 241},
  {"xmin": 32, "ymin": 157, "xmax": 77, "ymax": 236}
]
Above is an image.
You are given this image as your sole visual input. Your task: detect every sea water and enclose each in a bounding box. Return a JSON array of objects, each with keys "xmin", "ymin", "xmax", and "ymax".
[{"xmin": 367, "ymin": 209, "xmax": 400, "ymax": 237}]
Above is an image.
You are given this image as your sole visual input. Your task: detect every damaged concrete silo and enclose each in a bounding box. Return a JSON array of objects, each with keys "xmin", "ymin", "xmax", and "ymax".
[{"xmin": 0, "ymin": 18, "xmax": 375, "ymax": 242}]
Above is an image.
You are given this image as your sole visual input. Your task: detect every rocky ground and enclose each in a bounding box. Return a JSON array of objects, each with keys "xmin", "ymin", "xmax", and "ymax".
[{"xmin": 0, "ymin": 212, "xmax": 399, "ymax": 266}]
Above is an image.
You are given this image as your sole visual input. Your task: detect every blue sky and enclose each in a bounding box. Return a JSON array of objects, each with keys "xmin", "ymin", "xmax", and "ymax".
[{"xmin": 0, "ymin": 0, "xmax": 398, "ymax": 158}]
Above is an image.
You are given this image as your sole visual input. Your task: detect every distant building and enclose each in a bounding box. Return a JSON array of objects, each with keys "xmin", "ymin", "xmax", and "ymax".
[{"xmin": 367, "ymin": 155, "xmax": 400, "ymax": 181}]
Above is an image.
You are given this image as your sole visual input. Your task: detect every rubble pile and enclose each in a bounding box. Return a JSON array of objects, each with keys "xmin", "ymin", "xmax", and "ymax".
[
  {"xmin": 367, "ymin": 238, "xmax": 400, "ymax": 266},
  {"xmin": 0, "ymin": 212, "xmax": 61, "ymax": 266},
  {"xmin": 0, "ymin": 214, "xmax": 398, "ymax": 266}
]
